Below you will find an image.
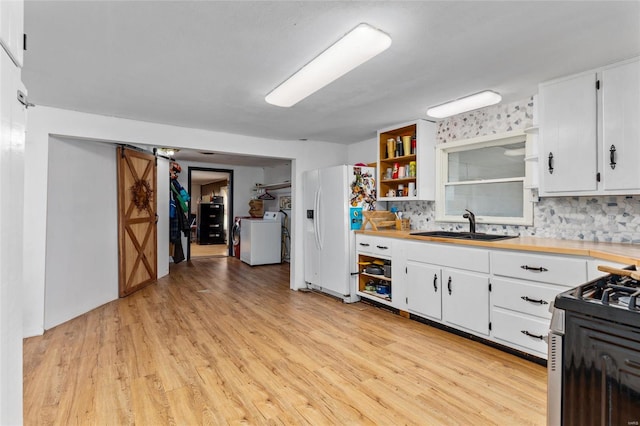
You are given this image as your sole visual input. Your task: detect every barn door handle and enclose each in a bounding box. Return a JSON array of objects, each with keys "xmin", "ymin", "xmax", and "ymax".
[
  {"xmin": 433, "ymin": 274, "xmax": 438, "ymax": 292},
  {"xmin": 155, "ymin": 214, "xmax": 159, "ymax": 224},
  {"xmin": 548, "ymin": 152, "xmax": 554, "ymax": 174}
]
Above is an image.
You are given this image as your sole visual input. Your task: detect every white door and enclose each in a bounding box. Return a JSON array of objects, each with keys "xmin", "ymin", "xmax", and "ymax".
[
  {"xmin": 602, "ymin": 59, "xmax": 640, "ymax": 191},
  {"xmin": 317, "ymin": 166, "xmax": 350, "ymax": 295},
  {"xmin": 303, "ymin": 169, "xmax": 320, "ymax": 286},
  {"xmin": 539, "ymin": 73, "xmax": 597, "ymax": 194},
  {"xmin": 407, "ymin": 261, "xmax": 442, "ymax": 321},
  {"xmin": 442, "ymin": 268, "xmax": 490, "ymax": 336}
]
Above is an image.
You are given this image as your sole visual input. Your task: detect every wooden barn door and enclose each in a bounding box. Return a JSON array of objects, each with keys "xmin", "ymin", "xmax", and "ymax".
[{"xmin": 117, "ymin": 146, "xmax": 158, "ymax": 297}]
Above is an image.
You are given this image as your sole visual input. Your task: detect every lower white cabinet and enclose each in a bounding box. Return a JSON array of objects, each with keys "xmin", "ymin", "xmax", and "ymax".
[
  {"xmin": 491, "ymin": 310, "xmax": 550, "ymax": 357},
  {"xmin": 406, "ymin": 261, "xmax": 442, "ymax": 321},
  {"xmin": 442, "ymin": 268, "xmax": 490, "ymax": 336}
]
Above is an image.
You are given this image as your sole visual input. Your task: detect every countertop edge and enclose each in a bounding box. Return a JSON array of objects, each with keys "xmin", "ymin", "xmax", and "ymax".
[{"xmin": 355, "ymin": 230, "xmax": 640, "ymax": 266}]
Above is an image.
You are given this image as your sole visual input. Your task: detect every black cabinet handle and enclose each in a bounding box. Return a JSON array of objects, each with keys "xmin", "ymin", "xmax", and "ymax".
[
  {"xmin": 521, "ymin": 296, "xmax": 549, "ymax": 305},
  {"xmin": 376, "ymin": 245, "xmax": 389, "ymax": 250},
  {"xmin": 520, "ymin": 265, "xmax": 548, "ymax": 272},
  {"xmin": 433, "ymin": 274, "xmax": 438, "ymax": 292},
  {"xmin": 447, "ymin": 276, "xmax": 452, "ymax": 295},
  {"xmin": 521, "ymin": 330, "xmax": 546, "ymax": 340},
  {"xmin": 610, "ymin": 145, "xmax": 617, "ymax": 170},
  {"xmin": 359, "ymin": 243, "xmax": 370, "ymax": 247},
  {"xmin": 548, "ymin": 152, "xmax": 554, "ymax": 174}
]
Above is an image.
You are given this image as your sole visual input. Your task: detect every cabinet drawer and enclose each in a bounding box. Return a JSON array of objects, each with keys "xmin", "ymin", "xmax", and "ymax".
[
  {"xmin": 491, "ymin": 278, "xmax": 560, "ymax": 320},
  {"xmin": 356, "ymin": 235, "xmax": 393, "ymax": 257},
  {"xmin": 492, "ymin": 309, "xmax": 549, "ymax": 357},
  {"xmin": 406, "ymin": 242, "xmax": 489, "ymax": 273},
  {"xmin": 491, "ymin": 250, "xmax": 586, "ymax": 286}
]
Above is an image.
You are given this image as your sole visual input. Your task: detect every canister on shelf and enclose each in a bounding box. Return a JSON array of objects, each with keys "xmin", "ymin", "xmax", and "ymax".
[
  {"xmin": 396, "ymin": 136, "xmax": 404, "ymax": 156},
  {"xmin": 398, "ymin": 166, "xmax": 405, "ymax": 178},
  {"xmin": 392, "ymin": 162, "xmax": 399, "ymax": 179},
  {"xmin": 387, "ymin": 139, "xmax": 395, "ymax": 159},
  {"xmin": 402, "ymin": 136, "xmax": 411, "ymax": 156},
  {"xmin": 409, "ymin": 161, "xmax": 416, "ymax": 177}
]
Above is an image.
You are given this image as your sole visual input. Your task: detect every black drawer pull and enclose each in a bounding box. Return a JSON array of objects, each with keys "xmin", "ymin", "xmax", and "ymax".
[
  {"xmin": 359, "ymin": 243, "xmax": 370, "ymax": 247},
  {"xmin": 376, "ymin": 245, "xmax": 389, "ymax": 250},
  {"xmin": 521, "ymin": 330, "xmax": 545, "ymax": 340},
  {"xmin": 447, "ymin": 276, "xmax": 452, "ymax": 295},
  {"xmin": 433, "ymin": 274, "xmax": 438, "ymax": 292},
  {"xmin": 521, "ymin": 296, "xmax": 549, "ymax": 305},
  {"xmin": 520, "ymin": 265, "xmax": 548, "ymax": 272}
]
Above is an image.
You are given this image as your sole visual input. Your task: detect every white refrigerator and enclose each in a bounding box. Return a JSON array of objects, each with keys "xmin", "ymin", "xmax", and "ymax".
[{"xmin": 303, "ymin": 165, "xmax": 377, "ymax": 302}]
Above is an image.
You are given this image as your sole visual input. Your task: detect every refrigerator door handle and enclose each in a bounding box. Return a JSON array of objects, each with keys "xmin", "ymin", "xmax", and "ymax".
[
  {"xmin": 313, "ymin": 188, "xmax": 321, "ymax": 250},
  {"xmin": 316, "ymin": 187, "xmax": 323, "ymax": 250}
]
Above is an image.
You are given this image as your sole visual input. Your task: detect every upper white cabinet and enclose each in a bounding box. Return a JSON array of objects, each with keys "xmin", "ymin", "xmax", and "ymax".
[
  {"xmin": 602, "ymin": 59, "xmax": 640, "ymax": 191},
  {"xmin": 0, "ymin": 0, "xmax": 24, "ymax": 67},
  {"xmin": 377, "ymin": 119, "xmax": 436, "ymax": 201},
  {"xmin": 539, "ymin": 73, "xmax": 597, "ymax": 194},
  {"xmin": 538, "ymin": 57, "xmax": 640, "ymax": 196}
]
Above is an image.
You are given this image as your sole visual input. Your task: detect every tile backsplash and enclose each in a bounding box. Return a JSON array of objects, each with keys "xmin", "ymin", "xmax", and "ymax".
[{"xmin": 393, "ymin": 97, "xmax": 640, "ymax": 244}]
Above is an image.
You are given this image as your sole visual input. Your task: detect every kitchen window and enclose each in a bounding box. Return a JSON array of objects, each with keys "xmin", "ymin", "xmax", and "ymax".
[{"xmin": 435, "ymin": 130, "xmax": 533, "ymax": 226}]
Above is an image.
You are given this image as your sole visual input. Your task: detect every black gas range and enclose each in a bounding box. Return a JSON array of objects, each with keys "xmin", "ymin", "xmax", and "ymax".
[{"xmin": 549, "ymin": 268, "xmax": 640, "ymax": 426}]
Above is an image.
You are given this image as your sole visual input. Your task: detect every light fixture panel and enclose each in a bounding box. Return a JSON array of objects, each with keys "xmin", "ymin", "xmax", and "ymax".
[
  {"xmin": 265, "ymin": 23, "xmax": 392, "ymax": 107},
  {"xmin": 427, "ymin": 90, "xmax": 502, "ymax": 119}
]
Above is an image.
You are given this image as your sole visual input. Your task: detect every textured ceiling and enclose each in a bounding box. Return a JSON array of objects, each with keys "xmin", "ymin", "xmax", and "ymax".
[{"xmin": 22, "ymin": 1, "xmax": 640, "ymax": 159}]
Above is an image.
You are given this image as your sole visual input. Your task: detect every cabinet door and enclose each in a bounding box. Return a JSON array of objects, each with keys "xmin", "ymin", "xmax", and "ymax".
[
  {"xmin": 406, "ymin": 261, "xmax": 442, "ymax": 321},
  {"xmin": 0, "ymin": 0, "xmax": 24, "ymax": 67},
  {"xmin": 442, "ymin": 268, "xmax": 489, "ymax": 335},
  {"xmin": 539, "ymin": 73, "xmax": 597, "ymax": 194},
  {"xmin": 602, "ymin": 59, "xmax": 640, "ymax": 191}
]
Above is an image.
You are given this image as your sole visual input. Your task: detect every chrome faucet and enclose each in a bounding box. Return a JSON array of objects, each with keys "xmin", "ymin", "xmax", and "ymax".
[{"xmin": 463, "ymin": 209, "xmax": 476, "ymax": 233}]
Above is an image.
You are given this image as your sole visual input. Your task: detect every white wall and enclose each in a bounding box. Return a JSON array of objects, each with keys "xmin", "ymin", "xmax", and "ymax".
[
  {"xmin": 347, "ymin": 137, "xmax": 377, "ymax": 165},
  {"xmin": 24, "ymin": 106, "xmax": 347, "ymax": 336},
  {"xmin": 44, "ymin": 137, "xmax": 119, "ymax": 328},
  {"xmin": 157, "ymin": 157, "xmax": 170, "ymax": 277},
  {"xmin": 1, "ymin": 47, "xmax": 26, "ymax": 425}
]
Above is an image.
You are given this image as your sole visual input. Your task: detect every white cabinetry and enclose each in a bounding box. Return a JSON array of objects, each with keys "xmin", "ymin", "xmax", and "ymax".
[
  {"xmin": 539, "ymin": 57, "xmax": 640, "ymax": 196},
  {"xmin": 0, "ymin": 0, "xmax": 24, "ymax": 67},
  {"xmin": 442, "ymin": 268, "xmax": 490, "ymax": 336},
  {"xmin": 490, "ymin": 250, "xmax": 587, "ymax": 358},
  {"xmin": 539, "ymin": 72, "xmax": 597, "ymax": 193},
  {"xmin": 356, "ymin": 234, "xmax": 399, "ymax": 308},
  {"xmin": 377, "ymin": 119, "xmax": 436, "ymax": 201},
  {"xmin": 406, "ymin": 260, "xmax": 441, "ymax": 321},
  {"xmin": 402, "ymin": 241, "xmax": 490, "ymax": 336},
  {"xmin": 602, "ymin": 59, "xmax": 640, "ymax": 191}
]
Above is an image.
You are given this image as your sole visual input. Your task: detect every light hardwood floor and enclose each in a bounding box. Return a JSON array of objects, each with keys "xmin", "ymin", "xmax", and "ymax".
[
  {"xmin": 190, "ymin": 242, "xmax": 229, "ymax": 257},
  {"xmin": 24, "ymin": 257, "xmax": 547, "ymax": 425}
]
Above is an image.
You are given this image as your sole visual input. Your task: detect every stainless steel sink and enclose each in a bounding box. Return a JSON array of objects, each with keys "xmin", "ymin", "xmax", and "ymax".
[{"xmin": 410, "ymin": 231, "xmax": 516, "ymax": 241}]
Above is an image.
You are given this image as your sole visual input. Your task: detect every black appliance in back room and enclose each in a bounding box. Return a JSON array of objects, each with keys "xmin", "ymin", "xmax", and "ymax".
[{"xmin": 548, "ymin": 266, "xmax": 640, "ymax": 426}]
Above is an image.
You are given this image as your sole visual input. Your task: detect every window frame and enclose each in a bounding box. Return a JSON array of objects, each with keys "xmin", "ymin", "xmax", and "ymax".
[{"xmin": 435, "ymin": 130, "xmax": 533, "ymax": 226}]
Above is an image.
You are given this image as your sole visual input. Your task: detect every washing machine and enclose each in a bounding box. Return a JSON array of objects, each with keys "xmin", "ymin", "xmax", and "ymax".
[{"xmin": 239, "ymin": 212, "xmax": 282, "ymax": 266}]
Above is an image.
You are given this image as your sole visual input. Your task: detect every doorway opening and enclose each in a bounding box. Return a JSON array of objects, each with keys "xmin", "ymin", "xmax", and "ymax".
[{"xmin": 187, "ymin": 167, "xmax": 234, "ymax": 260}]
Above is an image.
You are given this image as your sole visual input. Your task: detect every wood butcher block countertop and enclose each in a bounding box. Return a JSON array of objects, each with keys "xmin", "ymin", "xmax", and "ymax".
[{"xmin": 357, "ymin": 229, "xmax": 640, "ymax": 266}]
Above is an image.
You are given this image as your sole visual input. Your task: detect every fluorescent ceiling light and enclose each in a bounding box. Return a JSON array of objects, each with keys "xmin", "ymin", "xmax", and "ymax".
[
  {"xmin": 265, "ymin": 23, "xmax": 392, "ymax": 107},
  {"xmin": 426, "ymin": 90, "xmax": 502, "ymax": 119}
]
